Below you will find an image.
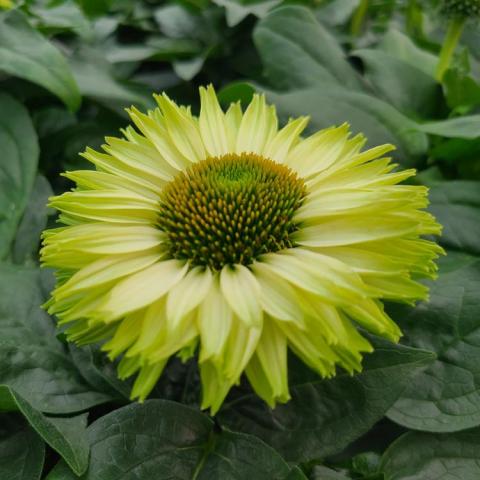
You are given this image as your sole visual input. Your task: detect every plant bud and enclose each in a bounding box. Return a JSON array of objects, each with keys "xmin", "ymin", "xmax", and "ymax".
[{"xmin": 441, "ymin": 0, "xmax": 480, "ymax": 17}]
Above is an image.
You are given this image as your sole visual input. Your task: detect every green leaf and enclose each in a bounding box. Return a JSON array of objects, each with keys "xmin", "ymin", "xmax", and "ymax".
[
  {"xmin": 0, "ymin": 414, "xmax": 45, "ymax": 480},
  {"xmin": 105, "ymin": 39, "xmax": 200, "ymax": 64},
  {"xmin": 418, "ymin": 115, "xmax": 480, "ymax": 139},
  {"xmin": 75, "ymin": 0, "xmax": 113, "ymax": 18},
  {"xmin": 311, "ymin": 466, "xmax": 352, "ymax": 480},
  {"xmin": 316, "ymin": 0, "xmax": 360, "ymax": 26},
  {"xmin": 69, "ymin": 47, "xmax": 154, "ymax": 112},
  {"xmin": 12, "ymin": 174, "xmax": 53, "ymax": 264},
  {"xmin": 0, "ymin": 264, "xmax": 58, "ymax": 347},
  {"xmin": 353, "ymin": 49, "xmax": 440, "ymax": 117},
  {"xmin": 68, "ymin": 343, "xmax": 131, "ymax": 400},
  {"xmin": 254, "ymin": 6, "xmax": 363, "ymax": 91},
  {"xmin": 264, "ymin": 86, "xmax": 428, "ymax": 166},
  {"xmin": 387, "ymin": 256, "xmax": 480, "ymax": 432},
  {"xmin": 380, "ymin": 429, "xmax": 480, "ymax": 480},
  {"xmin": 154, "ymin": 4, "xmax": 213, "ymax": 44},
  {"xmin": 0, "ymin": 264, "xmax": 115, "ymax": 413},
  {"xmin": 0, "ymin": 10, "xmax": 80, "ymax": 111},
  {"xmin": 31, "ymin": 2, "xmax": 93, "ymax": 39},
  {"xmin": 0, "ymin": 94, "xmax": 39, "ymax": 261},
  {"xmin": 218, "ymin": 340, "xmax": 435, "ymax": 463},
  {"xmin": 46, "ymin": 400, "xmax": 298, "ymax": 480},
  {"xmin": 218, "ymin": 81, "xmax": 256, "ymax": 106},
  {"xmin": 283, "ymin": 467, "xmax": 309, "ymax": 480},
  {"xmin": 428, "ymin": 181, "xmax": 480, "ymax": 256},
  {"xmin": 379, "ymin": 29, "xmax": 437, "ymax": 78},
  {"xmin": 443, "ymin": 68, "xmax": 480, "ymax": 110},
  {"xmin": 0, "ymin": 386, "xmax": 89, "ymax": 476},
  {"xmin": 0, "ymin": 343, "xmax": 113, "ymax": 414},
  {"xmin": 173, "ymin": 55, "xmax": 206, "ymax": 81},
  {"xmin": 213, "ymin": 0, "xmax": 281, "ymax": 27}
]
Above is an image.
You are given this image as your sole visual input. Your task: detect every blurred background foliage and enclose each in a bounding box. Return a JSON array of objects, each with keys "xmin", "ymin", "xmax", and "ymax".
[{"xmin": 1, "ymin": 0, "xmax": 480, "ymax": 479}]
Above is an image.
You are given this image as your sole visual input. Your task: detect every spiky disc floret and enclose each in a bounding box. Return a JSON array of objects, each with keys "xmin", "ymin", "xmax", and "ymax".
[
  {"xmin": 441, "ymin": 0, "xmax": 480, "ymax": 16},
  {"xmin": 40, "ymin": 85, "xmax": 444, "ymax": 414},
  {"xmin": 158, "ymin": 153, "xmax": 307, "ymax": 270}
]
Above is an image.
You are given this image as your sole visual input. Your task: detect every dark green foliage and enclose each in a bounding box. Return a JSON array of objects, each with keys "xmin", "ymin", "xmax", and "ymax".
[{"xmin": 0, "ymin": 0, "xmax": 479, "ymax": 478}]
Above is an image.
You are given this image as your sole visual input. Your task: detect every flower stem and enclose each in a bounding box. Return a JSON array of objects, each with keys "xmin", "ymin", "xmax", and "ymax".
[
  {"xmin": 435, "ymin": 16, "xmax": 466, "ymax": 82},
  {"xmin": 351, "ymin": 0, "xmax": 369, "ymax": 37},
  {"xmin": 406, "ymin": 0, "xmax": 422, "ymax": 37}
]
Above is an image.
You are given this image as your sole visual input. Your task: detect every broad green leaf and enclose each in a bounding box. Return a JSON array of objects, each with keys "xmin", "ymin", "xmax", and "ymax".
[
  {"xmin": 0, "ymin": 264, "xmax": 56, "ymax": 348},
  {"xmin": 69, "ymin": 47, "xmax": 154, "ymax": 112},
  {"xmin": 443, "ymin": 69, "xmax": 480, "ymax": 109},
  {"xmin": 0, "ymin": 10, "xmax": 80, "ymax": 110},
  {"xmin": 31, "ymin": 2, "xmax": 93, "ymax": 39},
  {"xmin": 0, "ymin": 94, "xmax": 39, "ymax": 260},
  {"xmin": 75, "ymin": 0, "xmax": 113, "ymax": 17},
  {"xmin": 12, "ymin": 174, "xmax": 53, "ymax": 264},
  {"xmin": 418, "ymin": 115, "xmax": 480, "ymax": 139},
  {"xmin": 388, "ymin": 256, "xmax": 480, "ymax": 432},
  {"xmin": 0, "ymin": 343, "xmax": 113, "ymax": 414},
  {"xmin": 68, "ymin": 343, "xmax": 131, "ymax": 400},
  {"xmin": 311, "ymin": 466, "xmax": 352, "ymax": 480},
  {"xmin": 380, "ymin": 430, "xmax": 480, "ymax": 480},
  {"xmin": 0, "ymin": 414, "xmax": 45, "ymax": 480},
  {"xmin": 353, "ymin": 49, "xmax": 440, "ymax": 117},
  {"xmin": 0, "ymin": 264, "xmax": 116, "ymax": 413},
  {"xmin": 218, "ymin": 81, "xmax": 256, "ymax": 106},
  {"xmin": 218, "ymin": 340, "xmax": 435, "ymax": 463},
  {"xmin": 213, "ymin": 0, "xmax": 281, "ymax": 27},
  {"xmin": 428, "ymin": 181, "xmax": 480, "ymax": 256},
  {"xmin": 379, "ymin": 29, "xmax": 437, "ymax": 78},
  {"xmin": 105, "ymin": 39, "xmax": 200, "ymax": 64},
  {"xmin": 264, "ymin": 86, "xmax": 428, "ymax": 166},
  {"xmin": 154, "ymin": 4, "xmax": 213, "ymax": 43},
  {"xmin": 0, "ymin": 386, "xmax": 89, "ymax": 476},
  {"xmin": 316, "ymin": 0, "xmax": 360, "ymax": 26},
  {"xmin": 47, "ymin": 400, "xmax": 298, "ymax": 480},
  {"xmin": 32, "ymin": 107, "xmax": 76, "ymax": 139},
  {"xmin": 173, "ymin": 55, "xmax": 206, "ymax": 81},
  {"xmin": 254, "ymin": 6, "xmax": 363, "ymax": 90},
  {"xmin": 283, "ymin": 467, "xmax": 309, "ymax": 480}
]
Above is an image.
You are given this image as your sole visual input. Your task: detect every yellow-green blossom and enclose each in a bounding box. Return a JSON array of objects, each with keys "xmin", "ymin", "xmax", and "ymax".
[{"xmin": 41, "ymin": 86, "xmax": 443, "ymax": 413}]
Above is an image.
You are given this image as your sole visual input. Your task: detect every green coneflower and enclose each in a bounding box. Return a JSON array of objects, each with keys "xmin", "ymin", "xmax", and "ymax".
[
  {"xmin": 41, "ymin": 86, "xmax": 443, "ymax": 413},
  {"xmin": 436, "ymin": 0, "xmax": 480, "ymax": 81}
]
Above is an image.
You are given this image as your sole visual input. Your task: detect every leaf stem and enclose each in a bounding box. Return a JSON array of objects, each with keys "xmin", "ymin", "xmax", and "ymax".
[
  {"xmin": 406, "ymin": 0, "xmax": 423, "ymax": 38},
  {"xmin": 435, "ymin": 16, "xmax": 466, "ymax": 82},
  {"xmin": 351, "ymin": 0, "xmax": 369, "ymax": 37}
]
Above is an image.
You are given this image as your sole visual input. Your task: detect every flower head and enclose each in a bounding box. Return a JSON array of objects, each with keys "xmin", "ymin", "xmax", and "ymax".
[
  {"xmin": 41, "ymin": 86, "xmax": 443, "ymax": 413},
  {"xmin": 441, "ymin": 0, "xmax": 480, "ymax": 17}
]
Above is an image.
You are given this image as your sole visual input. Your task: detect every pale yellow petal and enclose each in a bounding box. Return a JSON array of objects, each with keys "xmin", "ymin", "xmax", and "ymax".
[
  {"xmin": 103, "ymin": 136, "xmax": 176, "ymax": 180},
  {"xmin": 220, "ymin": 264, "xmax": 263, "ymax": 327},
  {"xmin": 81, "ymin": 147, "xmax": 166, "ymax": 192},
  {"xmin": 225, "ymin": 101, "xmax": 242, "ymax": 151},
  {"xmin": 155, "ymin": 93, "xmax": 206, "ymax": 162},
  {"xmin": 236, "ymin": 94, "xmax": 277, "ymax": 154},
  {"xmin": 94, "ymin": 259, "xmax": 188, "ymax": 322},
  {"xmin": 251, "ymin": 261, "xmax": 305, "ymax": 327},
  {"xmin": 293, "ymin": 215, "xmax": 421, "ymax": 247},
  {"xmin": 166, "ymin": 266, "xmax": 213, "ymax": 331},
  {"xmin": 63, "ymin": 170, "xmax": 160, "ymax": 201},
  {"xmin": 199, "ymin": 85, "xmax": 229, "ymax": 156},
  {"xmin": 41, "ymin": 223, "xmax": 165, "ymax": 255},
  {"xmin": 263, "ymin": 116, "xmax": 309, "ymax": 164},
  {"xmin": 53, "ymin": 251, "xmax": 163, "ymax": 300},
  {"xmin": 285, "ymin": 123, "xmax": 350, "ymax": 177},
  {"xmin": 247, "ymin": 318, "xmax": 289, "ymax": 404},
  {"xmin": 197, "ymin": 277, "xmax": 232, "ymax": 363},
  {"xmin": 223, "ymin": 317, "xmax": 262, "ymax": 382},
  {"xmin": 127, "ymin": 106, "xmax": 190, "ymax": 170}
]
